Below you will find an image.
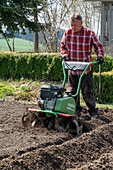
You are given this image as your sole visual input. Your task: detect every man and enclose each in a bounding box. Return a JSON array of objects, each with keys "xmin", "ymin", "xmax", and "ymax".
[{"xmin": 61, "ymin": 13, "xmax": 104, "ymax": 118}]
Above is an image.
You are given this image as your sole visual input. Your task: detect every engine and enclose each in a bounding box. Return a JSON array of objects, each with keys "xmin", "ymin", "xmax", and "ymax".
[{"xmin": 38, "ymin": 85, "xmax": 65, "ymax": 111}]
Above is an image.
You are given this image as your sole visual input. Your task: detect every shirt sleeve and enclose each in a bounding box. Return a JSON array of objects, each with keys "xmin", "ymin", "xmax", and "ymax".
[
  {"xmin": 91, "ymin": 31, "xmax": 104, "ymax": 58},
  {"xmin": 61, "ymin": 31, "xmax": 68, "ymax": 58}
]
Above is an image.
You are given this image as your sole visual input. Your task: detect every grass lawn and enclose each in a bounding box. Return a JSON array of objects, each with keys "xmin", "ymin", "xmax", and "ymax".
[
  {"xmin": 0, "ymin": 38, "xmax": 45, "ymax": 52},
  {"xmin": 81, "ymin": 101, "xmax": 113, "ymax": 109},
  {"xmin": 0, "ymin": 38, "xmax": 34, "ymax": 52}
]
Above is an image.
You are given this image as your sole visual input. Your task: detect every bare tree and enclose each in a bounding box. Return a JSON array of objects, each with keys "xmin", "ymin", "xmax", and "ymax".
[
  {"xmin": 38, "ymin": 0, "xmax": 101, "ymax": 52},
  {"xmin": 71, "ymin": 0, "xmax": 93, "ymax": 27},
  {"xmin": 71, "ymin": 0, "xmax": 101, "ymax": 37},
  {"xmin": 39, "ymin": 0, "xmax": 76, "ymax": 52},
  {"xmin": 92, "ymin": 1, "xmax": 101, "ymax": 37}
]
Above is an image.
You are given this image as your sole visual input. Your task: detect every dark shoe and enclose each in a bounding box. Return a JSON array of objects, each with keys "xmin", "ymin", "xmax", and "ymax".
[
  {"xmin": 91, "ymin": 114, "xmax": 98, "ymax": 118},
  {"xmin": 76, "ymin": 111, "xmax": 81, "ymax": 117},
  {"xmin": 88, "ymin": 108, "xmax": 98, "ymax": 119}
]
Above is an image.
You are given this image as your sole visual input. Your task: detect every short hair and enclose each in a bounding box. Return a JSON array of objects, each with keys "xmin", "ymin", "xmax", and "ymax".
[{"xmin": 70, "ymin": 13, "xmax": 82, "ymax": 22}]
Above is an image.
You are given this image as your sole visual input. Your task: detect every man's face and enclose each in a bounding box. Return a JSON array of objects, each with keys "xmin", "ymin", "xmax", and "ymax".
[{"xmin": 70, "ymin": 19, "xmax": 82, "ymax": 32}]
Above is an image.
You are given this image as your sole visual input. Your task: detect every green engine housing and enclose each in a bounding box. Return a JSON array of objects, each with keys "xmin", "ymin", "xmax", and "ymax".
[{"xmin": 54, "ymin": 97, "xmax": 76, "ymax": 115}]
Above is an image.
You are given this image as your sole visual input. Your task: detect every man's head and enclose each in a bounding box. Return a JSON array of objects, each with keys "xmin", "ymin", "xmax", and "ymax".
[{"xmin": 70, "ymin": 13, "xmax": 82, "ymax": 33}]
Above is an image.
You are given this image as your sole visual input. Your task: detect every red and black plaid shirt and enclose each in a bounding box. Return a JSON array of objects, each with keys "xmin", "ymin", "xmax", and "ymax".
[{"xmin": 61, "ymin": 26, "xmax": 104, "ymax": 75}]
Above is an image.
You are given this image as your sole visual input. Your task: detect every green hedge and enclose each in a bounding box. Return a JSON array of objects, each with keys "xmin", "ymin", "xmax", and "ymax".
[
  {"xmin": 0, "ymin": 52, "xmax": 113, "ymax": 80},
  {"xmin": 94, "ymin": 71, "xmax": 113, "ymax": 103},
  {"xmin": 93, "ymin": 54, "xmax": 113, "ymax": 72},
  {"xmin": 0, "ymin": 52, "xmax": 63, "ymax": 80},
  {"xmin": 93, "ymin": 54, "xmax": 113, "ymax": 103},
  {"xmin": 0, "ymin": 52, "xmax": 113, "ymax": 103}
]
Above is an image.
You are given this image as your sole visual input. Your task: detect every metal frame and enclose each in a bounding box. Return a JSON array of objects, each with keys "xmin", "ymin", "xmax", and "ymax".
[{"xmin": 62, "ymin": 60, "xmax": 97, "ymax": 97}]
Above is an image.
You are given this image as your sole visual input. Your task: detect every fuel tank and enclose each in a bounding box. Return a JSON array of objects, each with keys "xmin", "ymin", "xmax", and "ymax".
[{"xmin": 54, "ymin": 97, "xmax": 76, "ymax": 115}]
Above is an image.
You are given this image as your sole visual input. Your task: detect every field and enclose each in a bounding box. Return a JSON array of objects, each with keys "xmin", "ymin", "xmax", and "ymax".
[
  {"xmin": 0, "ymin": 80, "xmax": 113, "ymax": 169},
  {"xmin": 0, "ymin": 38, "xmax": 34, "ymax": 52},
  {"xmin": 0, "ymin": 38, "xmax": 44, "ymax": 52}
]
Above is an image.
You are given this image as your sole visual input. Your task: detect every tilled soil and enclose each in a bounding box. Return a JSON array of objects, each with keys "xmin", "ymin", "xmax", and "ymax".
[{"xmin": 0, "ymin": 100, "xmax": 113, "ymax": 169}]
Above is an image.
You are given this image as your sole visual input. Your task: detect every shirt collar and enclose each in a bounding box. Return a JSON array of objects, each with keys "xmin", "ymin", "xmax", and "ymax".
[{"xmin": 72, "ymin": 26, "xmax": 83, "ymax": 35}]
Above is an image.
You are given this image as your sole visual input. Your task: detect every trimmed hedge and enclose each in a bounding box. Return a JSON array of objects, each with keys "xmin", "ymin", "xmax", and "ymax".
[
  {"xmin": 0, "ymin": 52, "xmax": 63, "ymax": 80},
  {"xmin": 93, "ymin": 54, "xmax": 113, "ymax": 103},
  {"xmin": 0, "ymin": 52, "xmax": 113, "ymax": 103},
  {"xmin": 93, "ymin": 54, "xmax": 113, "ymax": 73},
  {"xmin": 94, "ymin": 71, "xmax": 113, "ymax": 103},
  {"xmin": 0, "ymin": 52, "xmax": 113, "ymax": 80}
]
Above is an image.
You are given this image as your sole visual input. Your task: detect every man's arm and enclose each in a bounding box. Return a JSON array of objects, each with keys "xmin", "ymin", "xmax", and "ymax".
[
  {"xmin": 61, "ymin": 32, "xmax": 68, "ymax": 58},
  {"xmin": 91, "ymin": 31, "xmax": 104, "ymax": 59}
]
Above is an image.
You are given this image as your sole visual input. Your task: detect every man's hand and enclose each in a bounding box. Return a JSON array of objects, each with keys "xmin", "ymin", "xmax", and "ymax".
[
  {"xmin": 97, "ymin": 57, "xmax": 104, "ymax": 64},
  {"xmin": 62, "ymin": 55, "xmax": 69, "ymax": 61}
]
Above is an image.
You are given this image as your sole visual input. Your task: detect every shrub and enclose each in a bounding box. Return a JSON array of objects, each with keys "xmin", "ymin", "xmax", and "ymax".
[
  {"xmin": 93, "ymin": 54, "xmax": 113, "ymax": 72},
  {"xmin": 94, "ymin": 70, "xmax": 113, "ymax": 103}
]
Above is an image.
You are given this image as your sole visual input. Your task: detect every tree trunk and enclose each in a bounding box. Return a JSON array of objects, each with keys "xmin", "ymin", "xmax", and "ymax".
[
  {"xmin": 34, "ymin": 32, "xmax": 38, "ymax": 52},
  {"xmin": 42, "ymin": 30, "xmax": 51, "ymax": 52},
  {"xmin": 34, "ymin": 10, "xmax": 38, "ymax": 52},
  {"xmin": 3, "ymin": 34, "xmax": 12, "ymax": 51},
  {"xmin": 13, "ymin": 37, "xmax": 15, "ymax": 52}
]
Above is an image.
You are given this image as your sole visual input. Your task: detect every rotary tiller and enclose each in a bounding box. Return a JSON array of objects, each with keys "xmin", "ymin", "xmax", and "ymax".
[{"xmin": 22, "ymin": 59, "xmax": 97, "ymax": 136}]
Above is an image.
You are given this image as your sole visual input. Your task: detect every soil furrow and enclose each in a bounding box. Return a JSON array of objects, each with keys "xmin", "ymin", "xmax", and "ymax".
[
  {"xmin": 0, "ymin": 122, "xmax": 113, "ymax": 169},
  {"xmin": 0, "ymin": 101, "xmax": 113, "ymax": 169}
]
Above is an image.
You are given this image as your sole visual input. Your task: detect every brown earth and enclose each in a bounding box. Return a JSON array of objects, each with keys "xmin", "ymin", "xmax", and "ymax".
[{"xmin": 0, "ymin": 100, "xmax": 113, "ymax": 169}]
